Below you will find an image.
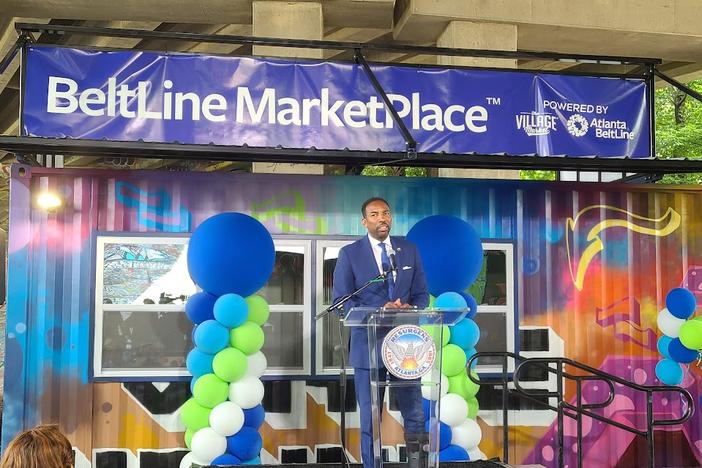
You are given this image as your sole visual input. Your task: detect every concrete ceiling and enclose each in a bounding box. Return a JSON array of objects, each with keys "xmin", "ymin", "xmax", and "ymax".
[{"xmin": 0, "ymin": 0, "xmax": 701, "ymax": 226}]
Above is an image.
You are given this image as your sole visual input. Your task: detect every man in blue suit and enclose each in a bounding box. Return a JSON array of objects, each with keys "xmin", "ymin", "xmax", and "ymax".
[{"xmin": 333, "ymin": 197, "xmax": 430, "ymax": 468}]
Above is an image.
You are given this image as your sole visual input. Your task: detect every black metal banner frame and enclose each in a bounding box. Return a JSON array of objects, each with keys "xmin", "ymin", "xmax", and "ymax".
[{"xmin": 4, "ymin": 22, "xmax": 702, "ymax": 173}]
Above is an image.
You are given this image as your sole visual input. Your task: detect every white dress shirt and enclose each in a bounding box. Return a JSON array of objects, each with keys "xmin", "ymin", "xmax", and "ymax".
[{"xmin": 367, "ymin": 234, "xmax": 397, "ymax": 281}]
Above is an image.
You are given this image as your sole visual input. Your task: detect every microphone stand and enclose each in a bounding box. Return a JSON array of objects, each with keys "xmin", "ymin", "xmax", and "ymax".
[{"xmin": 316, "ymin": 271, "xmax": 389, "ymax": 468}]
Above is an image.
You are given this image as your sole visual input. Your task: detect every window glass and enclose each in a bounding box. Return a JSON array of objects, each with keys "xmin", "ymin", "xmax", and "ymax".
[
  {"xmin": 472, "ymin": 312, "xmax": 507, "ymax": 367},
  {"xmin": 101, "ymin": 310, "xmax": 192, "ymax": 369},
  {"xmin": 320, "ymin": 246, "xmax": 351, "ymax": 370},
  {"xmin": 262, "ymin": 311, "xmax": 305, "ymax": 369},
  {"xmin": 102, "ymin": 242, "xmax": 195, "ymax": 305},
  {"xmin": 259, "ymin": 246, "xmax": 305, "ymax": 305},
  {"xmin": 467, "ymin": 250, "xmax": 507, "ymax": 305}
]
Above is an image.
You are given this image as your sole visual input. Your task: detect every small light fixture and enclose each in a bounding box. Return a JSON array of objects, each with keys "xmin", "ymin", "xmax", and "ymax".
[{"xmin": 36, "ymin": 192, "xmax": 62, "ymax": 210}]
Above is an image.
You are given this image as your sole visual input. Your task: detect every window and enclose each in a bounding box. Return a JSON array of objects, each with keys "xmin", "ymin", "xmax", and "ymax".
[
  {"xmin": 315, "ymin": 240, "xmax": 353, "ymax": 375},
  {"xmin": 467, "ymin": 243, "xmax": 516, "ymax": 373},
  {"xmin": 95, "ymin": 236, "xmax": 195, "ymax": 378},
  {"xmin": 94, "ymin": 236, "xmax": 311, "ymax": 379}
]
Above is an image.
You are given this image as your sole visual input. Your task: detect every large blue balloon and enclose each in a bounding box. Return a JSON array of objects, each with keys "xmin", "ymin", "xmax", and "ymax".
[
  {"xmin": 655, "ymin": 359, "xmax": 684, "ymax": 385},
  {"xmin": 424, "ymin": 420, "xmax": 452, "ymax": 450},
  {"xmin": 227, "ymin": 427, "xmax": 263, "ymax": 461},
  {"xmin": 243, "ymin": 404, "xmax": 266, "ymax": 429},
  {"xmin": 657, "ymin": 335, "xmax": 673, "ymax": 359},
  {"xmin": 407, "ymin": 215, "xmax": 483, "ymax": 296},
  {"xmin": 186, "ymin": 348, "xmax": 214, "ymax": 378},
  {"xmin": 459, "ymin": 292, "xmax": 478, "ymax": 319},
  {"xmin": 193, "ymin": 320, "xmax": 229, "ymax": 354},
  {"xmin": 185, "ymin": 291, "xmax": 217, "ymax": 325},
  {"xmin": 668, "ymin": 338, "xmax": 698, "ymax": 364},
  {"xmin": 212, "ymin": 453, "xmax": 242, "ymax": 466},
  {"xmin": 449, "ymin": 318, "xmax": 480, "ymax": 350},
  {"xmin": 666, "ymin": 288, "xmax": 697, "ymax": 319},
  {"xmin": 439, "ymin": 444, "xmax": 469, "ymax": 462},
  {"xmin": 214, "ymin": 294, "xmax": 249, "ymax": 328},
  {"xmin": 188, "ymin": 213, "xmax": 275, "ymax": 297}
]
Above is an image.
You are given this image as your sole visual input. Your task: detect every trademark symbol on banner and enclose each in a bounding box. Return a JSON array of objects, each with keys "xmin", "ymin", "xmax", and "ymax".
[{"xmin": 486, "ymin": 97, "xmax": 501, "ymax": 105}]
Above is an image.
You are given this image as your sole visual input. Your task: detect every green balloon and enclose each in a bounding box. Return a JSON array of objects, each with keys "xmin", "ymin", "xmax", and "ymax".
[
  {"xmin": 428, "ymin": 295, "xmax": 436, "ymax": 308},
  {"xmin": 441, "ymin": 344, "xmax": 467, "ymax": 377},
  {"xmin": 212, "ymin": 347, "xmax": 248, "ymax": 382},
  {"xmin": 246, "ymin": 295, "xmax": 270, "ymax": 326},
  {"xmin": 464, "ymin": 371, "xmax": 480, "ymax": 398},
  {"xmin": 184, "ymin": 428, "xmax": 194, "ymax": 449},
  {"xmin": 192, "ymin": 373, "xmax": 228, "ymax": 408},
  {"xmin": 448, "ymin": 368, "xmax": 468, "ymax": 395},
  {"xmin": 679, "ymin": 319, "xmax": 702, "ymax": 350},
  {"xmin": 421, "ymin": 325, "xmax": 449, "ymax": 346},
  {"xmin": 467, "ymin": 397, "xmax": 479, "ymax": 419},
  {"xmin": 230, "ymin": 321, "xmax": 265, "ymax": 355},
  {"xmin": 180, "ymin": 398, "xmax": 212, "ymax": 431}
]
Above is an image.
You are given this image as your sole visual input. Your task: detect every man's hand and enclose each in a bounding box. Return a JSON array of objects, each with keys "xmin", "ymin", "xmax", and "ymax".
[{"xmin": 383, "ymin": 299, "xmax": 413, "ymax": 309}]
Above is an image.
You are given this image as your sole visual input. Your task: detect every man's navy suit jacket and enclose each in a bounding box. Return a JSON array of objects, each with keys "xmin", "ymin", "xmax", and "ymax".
[{"xmin": 332, "ymin": 236, "xmax": 429, "ymax": 369}]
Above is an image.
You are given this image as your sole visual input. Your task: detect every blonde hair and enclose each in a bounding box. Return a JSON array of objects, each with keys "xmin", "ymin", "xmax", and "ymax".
[{"xmin": 0, "ymin": 424, "xmax": 74, "ymax": 468}]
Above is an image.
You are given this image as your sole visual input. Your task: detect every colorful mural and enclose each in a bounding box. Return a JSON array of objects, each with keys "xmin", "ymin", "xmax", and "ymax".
[{"xmin": 3, "ymin": 165, "xmax": 701, "ymax": 467}]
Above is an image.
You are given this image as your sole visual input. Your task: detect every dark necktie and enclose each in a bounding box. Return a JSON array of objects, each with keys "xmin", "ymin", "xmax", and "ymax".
[{"xmin": 379, "ymin": 242, "xmax": 395, "ymax": 300}]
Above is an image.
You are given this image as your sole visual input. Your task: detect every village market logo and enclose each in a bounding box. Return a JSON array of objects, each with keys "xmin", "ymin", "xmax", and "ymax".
[
  {"xmin": 381, "ymin": 325, "xmax": 436, "ymax": 379},
  {"xmin": 566, "ymin": 114, "xmax": 589, "ymax": 137},
  {"xmin": 515, "ymin": 111, "xmax": 556, "ymax": 136}
]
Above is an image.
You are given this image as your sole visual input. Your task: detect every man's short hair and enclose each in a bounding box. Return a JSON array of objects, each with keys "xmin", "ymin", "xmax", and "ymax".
[{"xmin": 361, "ymin": 197, "xmax": 390, "ymax": 218}]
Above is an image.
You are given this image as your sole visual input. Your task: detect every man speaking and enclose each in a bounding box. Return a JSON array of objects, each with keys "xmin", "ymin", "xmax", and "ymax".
[{"xmin": 332, "ymin": 197, "xmax": 429, "ymax": 468}]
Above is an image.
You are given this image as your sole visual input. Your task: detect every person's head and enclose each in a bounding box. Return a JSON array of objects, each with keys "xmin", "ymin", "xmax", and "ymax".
[
  {"xmin": 0, "ymin": 424, "xmax": 74, "ymax": 468},
  {"xmin": 361, "ymin": 197, "xmax": 392, "ymax": 241}
]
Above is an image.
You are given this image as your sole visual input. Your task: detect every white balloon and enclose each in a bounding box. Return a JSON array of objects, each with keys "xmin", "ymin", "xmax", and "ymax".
[
  {"xmin": 438, "ymin": 393, "xmax": 468, "ymax": 427},
  {"xmin": 467, "ymin": 447, "xmax": 486, "ymax": 461},
  {"xmin": 179, "ymin": 452, "xmax": 208, "ymax": 468},
  {"xmin": 209, "ymin": 401, "xmax": 245, "ymax": 436},
  {"xmin": 451, "ymin": 418, "xmax": 482, "ymax": 449},
  {"xmin": 190, "ymin": 427, "xmax": 226, "ymax": 464},
  {"xmin": 229, "ymin": 376, "xmax": 265, "ymax": 409},
  {"xmin": 246, "ymin": 352, "xmax": 268, "ymax": 378},
  {"xmin": 657, "ymin": 308, "xmax": 686, "ymax": 338},
  {"xmin": 421, "ymin": 373, "xmax": 448, "ymax": 400}
]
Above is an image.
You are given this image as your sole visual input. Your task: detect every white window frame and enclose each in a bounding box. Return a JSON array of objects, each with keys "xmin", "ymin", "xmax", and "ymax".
[
  {"xmin": 474, "ymin": 242, "xmax": 516, "ymax": 373},
  {"xmin": 94, "ymin": 235, "xmax": 192, "ymax": 379},
  {"xmin": 315, "ymin": 239, "xmax": 354, "ymax": 375},
  {"xmin": 265, "ymin": 238, "xmax": 312, "ymax": 376},
  {"xmin": 94, "ymin": 235, "xmax": 313, "ymax": 379}
]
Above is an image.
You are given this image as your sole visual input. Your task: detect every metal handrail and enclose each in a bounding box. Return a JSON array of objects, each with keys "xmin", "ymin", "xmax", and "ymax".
[{"xmin": 465, "ymin": 352, "xmax": 695, "ymax": 468}]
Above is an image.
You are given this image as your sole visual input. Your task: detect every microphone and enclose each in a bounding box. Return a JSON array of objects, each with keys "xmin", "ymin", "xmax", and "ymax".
[{"xmin": 387, "ymin": 247, "xmax": 398, "ymax": 272}]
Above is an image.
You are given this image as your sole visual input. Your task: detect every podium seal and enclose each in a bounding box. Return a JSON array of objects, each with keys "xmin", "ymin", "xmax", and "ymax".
[{"xmin": 381, "ymin": 325, "xmax": 436, "ymax": 379}]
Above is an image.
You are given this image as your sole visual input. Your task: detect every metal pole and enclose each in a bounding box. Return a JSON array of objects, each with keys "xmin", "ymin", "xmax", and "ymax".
[
  {"xmin": 576, "ymin": 380, "xmax": 583, "ymax": 468},
  {"xmin": 557, "ymin": 361, "xmax": 564, "ymax": 468},
  {"xmin": 647, "ymin": 391, "xmax": 655, "ymax": 468},
  {"xmin": 502, "ymin": 354, "xmax": 509, "ymax": 463}
]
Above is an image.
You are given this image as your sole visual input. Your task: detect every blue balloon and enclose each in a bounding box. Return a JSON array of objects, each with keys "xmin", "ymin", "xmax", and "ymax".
[
  {"xmin": 459, "ymin": 291, "xmax": 478, "ymax": 319},
  {"xmin": 655, "ymin": 359, "xmax": 684, "ymax": 385},
  {"xmin": 214, "ymin": 294, "xmax": 249, "ymax": 328},
  {"xmin": 657, "ymin": 335, "xmax": 673, "ymax": 359},
  {"xmin": 435, "ymin": 292, "xmax": 468, "ymax": 310},
  {"xmin": 424, "ymin": 420, "xmax": 452, "ymax": 450},
  {"xmin": 422, "ymin": 398, "xmax": 436, "ymax": 420},
  {"xmin": 193, "ymin": 320, "xmax": 229, "ymax": 354},
  {"xmin": 212, "ymin": 453, "xmax": 242, "ymax": 466},
  {"xmin": 243, "ymin": 404, "xmax": 266, "ymax": 429},
  {"xmin": 439, "ymin": 444, "xmax": 469, "ymax": 462},
  {"xmin": 188, "ymin": 213, "xmax": 275, "ymax": 297},
  {"xmin": 668, "ymin": 338, "xmax": 699, "ymax": 364},
  {"xmin": 242, "ymin": 457, "xmax": 262, "ymax": 465},
  {"xmin": 227, "ymin": 427, "xmax": 263, "ymax": 461},
  {"xmin": 666, "ymin": 288, "xmax": 697, "ymax": 319},
  {"xmin": 186, "ymin": 348, "xmax": 214, "ymax": 378},
  {"xmin": 449, "ymin": 318, "xmax": 480, "ymax": 350},
  {"xmin": 407, "ymin": 215, "xmax": 483, "ymax": 296},
  {"xmin": 185, "ymin": 291, "xmax": 217, "ymax": 325}
]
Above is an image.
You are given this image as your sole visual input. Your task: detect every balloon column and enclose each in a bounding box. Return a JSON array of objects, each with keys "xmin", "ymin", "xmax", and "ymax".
[
  {"xmin": 656, "ymin": 287, "xmax": 700, "ymax": 386},
  {"xmin": 180, "ymin": 213, "xmax": 275, "ymax": 468},
  {"xmin": 407, "ymin": 215, "xmax": 485, "ymax": 462}
]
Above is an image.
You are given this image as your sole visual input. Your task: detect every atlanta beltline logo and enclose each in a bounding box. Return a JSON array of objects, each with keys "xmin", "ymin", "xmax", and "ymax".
[
  {"xmin": 515, "ymin": 100, "xmax": 637, "ymax": 140},
  {"xmin": 381, "ymin": 325, "xmax": 436, "ymax": 380}
]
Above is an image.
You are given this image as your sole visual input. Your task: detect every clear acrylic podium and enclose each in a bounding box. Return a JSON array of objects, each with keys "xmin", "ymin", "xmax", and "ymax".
[{"xmin": 344, "ymin": 307, "xmax": 467, "ymax": 468}]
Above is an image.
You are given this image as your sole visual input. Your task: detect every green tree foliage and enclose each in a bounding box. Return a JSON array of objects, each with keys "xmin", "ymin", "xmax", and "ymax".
[{"xmin": 655, "ymin": 79, "xmax": 702, "ymax": 185}]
